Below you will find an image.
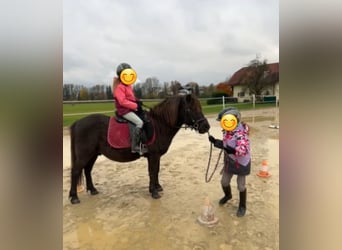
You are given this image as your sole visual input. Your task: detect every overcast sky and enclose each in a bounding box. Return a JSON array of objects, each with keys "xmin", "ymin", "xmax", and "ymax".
[{"xmin": 63, "ymin": 0, "xmax": 278, "ymax": 86}]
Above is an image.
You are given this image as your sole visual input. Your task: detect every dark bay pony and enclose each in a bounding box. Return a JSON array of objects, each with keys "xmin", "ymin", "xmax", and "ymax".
[{"xmin": 69, "ymin": 94, "xmax": 210, "ymax": 204}]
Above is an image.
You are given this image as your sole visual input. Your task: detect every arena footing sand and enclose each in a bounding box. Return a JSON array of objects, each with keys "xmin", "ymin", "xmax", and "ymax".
[{"xmin": 63, "ymin": 107, "xmax": 279, "ymax": 250}]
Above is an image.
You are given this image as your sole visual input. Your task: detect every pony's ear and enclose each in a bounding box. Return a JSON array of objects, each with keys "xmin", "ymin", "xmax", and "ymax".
[{"xmin": 185, "ymin": 94, "xmax": 192, "ymax": 102}]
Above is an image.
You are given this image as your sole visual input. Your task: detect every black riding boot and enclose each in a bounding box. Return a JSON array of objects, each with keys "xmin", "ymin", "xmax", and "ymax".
[
  {"xmin": 219, "ymin": 185, "xmax": 232, "ymax": 205},
  {"xmin": 236, "ymin": 189, "xmax": 247, "ymax": 217},
  {"xmin": 131, "ymin": 127, "xmax": 147, "ymax": 154}
]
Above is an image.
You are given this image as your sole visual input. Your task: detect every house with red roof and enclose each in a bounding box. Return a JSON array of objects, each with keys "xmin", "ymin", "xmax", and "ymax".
[{"xmin": 224, "ymin": 62, "xmax": 279, "ymax": 102}]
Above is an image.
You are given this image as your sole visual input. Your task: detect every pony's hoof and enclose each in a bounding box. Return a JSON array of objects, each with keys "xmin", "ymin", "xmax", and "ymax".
[
  {"xmin": 150, "ymin": 184, "xmax": 163, "ymax": 192},
  {"xmin": 156, "ymin": 185, "xmax": 163, "ymax": 192},
  {"xmin": 151, "ymin": 191, "xmax": 161, "ymax": 199},
  {"xmin": 70, "ymin": 197, "xmax": 80, "ymax": 204}
]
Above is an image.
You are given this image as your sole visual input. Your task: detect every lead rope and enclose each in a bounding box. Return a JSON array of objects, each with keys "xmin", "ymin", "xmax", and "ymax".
[{"xmin": 205, "ymin": 133, "xmax": 224, "ymax": 183}]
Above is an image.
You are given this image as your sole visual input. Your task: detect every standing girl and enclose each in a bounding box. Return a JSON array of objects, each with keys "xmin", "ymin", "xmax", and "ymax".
[{"xmin": 208, "ymin": 107, "xmax": 251, "ymax": 217}]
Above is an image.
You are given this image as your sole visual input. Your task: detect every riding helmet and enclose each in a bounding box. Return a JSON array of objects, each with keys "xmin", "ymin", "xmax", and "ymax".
[
  {"xmin": 116, "ymin": 63, "xmax": 132, "ymax": 77},
  {"xmin": 216, "ymin": 107, "xmax": 241, "ymax": 123}
]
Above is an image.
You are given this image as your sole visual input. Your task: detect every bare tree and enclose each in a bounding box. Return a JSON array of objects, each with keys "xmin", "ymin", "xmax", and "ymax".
[
  {"xmin": 170, "ymin": 80, "xmax": 182, "ymax": 95},
  {"xmin": 141, "ymin": 77, "xmax": 160, "ymax": 98},
  {"xmin": 106, "ymin": 85, "xmax": 113, "ymax": 99},
  {"xmin": 63, "ymin": 84, "xmax": 80, "ymax": 100},
  {"xmin": 242, "ymin": 58, "xmax": 270, "ymax": 97},
  {"xmin": 158, "ymin": 81, "xmax": 169, "ymax": 98}
]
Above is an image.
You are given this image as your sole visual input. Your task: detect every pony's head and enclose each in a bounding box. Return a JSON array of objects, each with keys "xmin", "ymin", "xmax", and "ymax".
[
  {"xmin": 180, "ymin": 94, "xmax": 210, "ymax": 134},
  {"xmin": 150, "ymin": 94, "xmax": 210, "ymax": 134}
]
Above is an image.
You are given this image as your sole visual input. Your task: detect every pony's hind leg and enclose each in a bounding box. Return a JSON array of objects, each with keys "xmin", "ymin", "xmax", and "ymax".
[
  {"xmin": 84, "ymin": 154, "xmax": 99, "ymax": 195},
  {"xmin": 69, "ymin": 165, "xmax": 83, "ymax": 204}
]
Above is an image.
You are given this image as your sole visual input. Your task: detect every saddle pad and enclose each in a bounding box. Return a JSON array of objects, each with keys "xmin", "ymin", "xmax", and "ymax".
[
  {"xmin": 107, "ymin": 117, "xmax": 131, "ymax": 148},
  {"xmin": 107, "ymin": 117, "xmax": 156, "ymax": 149}
]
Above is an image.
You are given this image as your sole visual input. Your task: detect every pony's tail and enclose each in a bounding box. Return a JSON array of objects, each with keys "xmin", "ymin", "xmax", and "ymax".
[
  {"xmin": 70, "ymin": 122, "xmax": 83, "ymax": 186},
  {"xmin": 70, "ymin": 122, "xmax": 76, "ymax": 170}
]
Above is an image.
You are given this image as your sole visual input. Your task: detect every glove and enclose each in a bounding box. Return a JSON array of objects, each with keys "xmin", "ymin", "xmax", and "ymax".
[
  {"xmin": 136, "ymin": 100, "xmax": 143, "ymax": 112},
  {"xmin": 209, "ymin": 136, "xmax": 224, "ymax": 149},
  {"xmin": 208, "ymin": 135, "xmax": 216, "ymax": 144}
]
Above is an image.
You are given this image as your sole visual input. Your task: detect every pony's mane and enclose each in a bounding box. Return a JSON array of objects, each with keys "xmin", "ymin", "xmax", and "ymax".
[
  {"xmin": 149, "ymin": 95, "xmax": 183, "ymax": 127},
  {"xmin": 149, "ymin": 94, "xmax": 202, "ymax": 127}
]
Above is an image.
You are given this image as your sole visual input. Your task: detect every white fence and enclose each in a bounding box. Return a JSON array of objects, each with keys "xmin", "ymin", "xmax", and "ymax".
[{"xmin": 63, "ymin": 95, "xmax": 279, "ymax": 117}]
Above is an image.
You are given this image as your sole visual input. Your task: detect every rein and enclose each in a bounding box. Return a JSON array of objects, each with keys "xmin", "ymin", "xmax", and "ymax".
[{"xmin": 205, "ymin": 132, "xmax": 224, "ymax": 182}]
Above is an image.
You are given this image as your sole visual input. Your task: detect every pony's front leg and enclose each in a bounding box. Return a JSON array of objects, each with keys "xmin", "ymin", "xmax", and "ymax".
[
  {"xmin": 147, "ymin": 155, "xmax": 162, "ymax": 199},
  {"xmin": 155, "ymin": 161, "xmax": 163, "ymax": 192}
]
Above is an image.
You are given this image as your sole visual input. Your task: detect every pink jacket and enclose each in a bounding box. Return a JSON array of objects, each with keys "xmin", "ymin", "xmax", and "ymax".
[
  {"xmin": 113, "ymin": 82, "xmax": 138, "ymax": 116},
  {"xmin": 223, "ymin": 122, "xmax": 251, "ymax": 166}
]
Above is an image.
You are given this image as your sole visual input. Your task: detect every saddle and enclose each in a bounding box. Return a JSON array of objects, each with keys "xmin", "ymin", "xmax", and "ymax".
[{"xmin": 107, "ymin": 110, "xmax": 155, "ymax": 149}]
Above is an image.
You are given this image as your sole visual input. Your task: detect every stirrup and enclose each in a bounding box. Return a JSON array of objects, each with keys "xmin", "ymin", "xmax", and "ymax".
[
  {"xmin": 131, "ymin": 144, "xmax": 148, "ymax": 155},
  {"xmin": 139, "ymin": 144, "xmax": 148, "ymax": 155}
]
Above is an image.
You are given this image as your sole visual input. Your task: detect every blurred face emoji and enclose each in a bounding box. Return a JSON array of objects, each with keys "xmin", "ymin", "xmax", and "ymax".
[
  {"xmin": 220, "ymin": 114, "xmax": 238, "ymax": 131},
  {"xmin": 120, "ymin": 68, "xmax": 137, "ymax": 85}
]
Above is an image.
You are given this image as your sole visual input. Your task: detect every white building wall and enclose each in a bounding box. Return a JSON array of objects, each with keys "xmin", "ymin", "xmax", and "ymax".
[{"xmin": 232, "ymin": 82, "xmax": 279, "ymax": 103}]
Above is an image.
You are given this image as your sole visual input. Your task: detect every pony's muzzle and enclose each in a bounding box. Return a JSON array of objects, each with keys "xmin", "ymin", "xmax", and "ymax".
[{"xmin": 198, "ymin": 119, "xmax": 210, "ymax": 134}]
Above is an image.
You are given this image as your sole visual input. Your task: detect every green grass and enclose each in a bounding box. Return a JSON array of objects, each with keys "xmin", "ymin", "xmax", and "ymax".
[
  {"xmin": 63, "ymin": 101, "xmax": 276, "ymax": 127},
  {"xmin": 63, "ymin": 102, "xmax": 115, "ymax": 114},
  {"xmin": 63, "ymin": 101, "xmax": 160, "ymax": 127}
]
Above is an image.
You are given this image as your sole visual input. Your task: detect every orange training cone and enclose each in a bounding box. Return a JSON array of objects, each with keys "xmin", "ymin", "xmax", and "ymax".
[
  {"xmin": 197, "ymin": 197, "xmax": 219, "ymax": 227},
  {"xmin": 257, "ymin": 160, "xmax": 272, "ymax": 178}
]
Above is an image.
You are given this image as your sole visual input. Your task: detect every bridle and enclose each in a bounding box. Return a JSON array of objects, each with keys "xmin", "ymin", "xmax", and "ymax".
[{"xmin": 181, "ymin": 106, "xmax": 207, "ymax": 131}]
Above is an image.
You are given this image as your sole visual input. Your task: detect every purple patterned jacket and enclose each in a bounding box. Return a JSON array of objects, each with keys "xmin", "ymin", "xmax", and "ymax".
[{"xmin": 223, "ymin": 122, "xmax": 251, "ymax": 175}]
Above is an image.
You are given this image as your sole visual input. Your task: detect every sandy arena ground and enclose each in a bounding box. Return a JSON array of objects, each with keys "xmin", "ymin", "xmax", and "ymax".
[{"xmin": 63, "ymin": 107, "xmax": 279, "ymax": 250}]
